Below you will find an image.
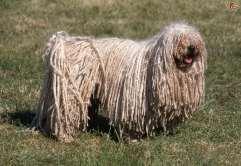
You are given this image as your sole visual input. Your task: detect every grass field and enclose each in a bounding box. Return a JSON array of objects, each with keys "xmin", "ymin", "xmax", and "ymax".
[{"xmin": 0, "ymin": 0, "xmax": 241, "ymax": 165}]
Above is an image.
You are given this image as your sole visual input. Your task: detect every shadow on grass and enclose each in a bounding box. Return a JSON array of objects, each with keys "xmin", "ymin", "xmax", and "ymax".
[
  {"xmin": 0, "ymin": 109, "xmax": 36, "ymax": 128},
  {"xmin": 0, "ymin": 103, "xmax": 179, "ymax": 142},
  {"xmin": 87, "ymin": 99, "xmax": 121, "ymax": 142},
  {"xmin": 87, "ymin": 114, "xmax": 121, "ymax": 141},
  {"xmin": 0, "ymin": 106, "xmax": 120, "ymax": 141}
]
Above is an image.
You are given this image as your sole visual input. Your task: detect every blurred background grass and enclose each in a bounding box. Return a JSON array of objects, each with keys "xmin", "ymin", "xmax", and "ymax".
[{"xmin": 0, "ymin": 0, "xmax": 241, "ymax": 165}]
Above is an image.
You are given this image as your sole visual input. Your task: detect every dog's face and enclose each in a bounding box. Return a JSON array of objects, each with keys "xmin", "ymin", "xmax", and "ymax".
[{"xmin": 173, "ymin": 33, "xmax": 203, "ymax": 71}]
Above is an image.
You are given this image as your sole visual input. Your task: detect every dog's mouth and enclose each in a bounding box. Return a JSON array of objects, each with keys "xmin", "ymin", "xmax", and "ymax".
[
  {"xmin": 175, "ymin": 45, "xmax": 197, "ymax": 70},
  {"xmin": 183, "ymin": 56, "xmax": 193, "ymax": 64}
]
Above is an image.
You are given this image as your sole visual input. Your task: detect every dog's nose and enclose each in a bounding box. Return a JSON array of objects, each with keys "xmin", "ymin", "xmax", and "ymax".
[{"xmin": 186, "ymin": 45, "xmax": 195, "ymax": 56}]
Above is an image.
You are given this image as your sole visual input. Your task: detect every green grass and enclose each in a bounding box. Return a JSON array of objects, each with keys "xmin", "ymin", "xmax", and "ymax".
[{"xmin": 0, "ymin": 0, "xmax": 241, "ymax": 165}]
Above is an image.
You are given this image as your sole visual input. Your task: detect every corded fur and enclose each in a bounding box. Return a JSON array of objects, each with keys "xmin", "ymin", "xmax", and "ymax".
[{"xmin": 35, "ymin": 22, "xmax": 207, "ymax": 142}]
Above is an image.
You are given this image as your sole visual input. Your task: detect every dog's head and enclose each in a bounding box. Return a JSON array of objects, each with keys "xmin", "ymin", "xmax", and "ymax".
[
  {"xmin": 173, "ymin": 32, "xmax": 204, "ymax": 71},
  {"xmin": 155, "ymin": 23, "xmax": 206, "ymax": 72}
]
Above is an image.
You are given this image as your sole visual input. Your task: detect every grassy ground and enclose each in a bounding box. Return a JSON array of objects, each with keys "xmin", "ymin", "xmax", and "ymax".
[{"xmin": 0, "ymin": 0, "xmax": 241, "ymax": 165}]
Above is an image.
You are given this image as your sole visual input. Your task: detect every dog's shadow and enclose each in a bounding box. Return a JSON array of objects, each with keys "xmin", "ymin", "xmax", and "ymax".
[
  {"xmin": 0, "ymin": 96, "xmax": 179, "ymax": 142},
  {"xmin": 0, "ymin": 106, "xmax": 120, "ymax": 141},
  {"xmin": 87, "ymin": 113, "xmax": 120, "ymax": 141},
  {"xmin": 87, "ymin": 97, "xmax": 120, "ymax": 141},
  {"xmin": 0, "ymin": 109, "xmax": 36, "ymax": 128}
]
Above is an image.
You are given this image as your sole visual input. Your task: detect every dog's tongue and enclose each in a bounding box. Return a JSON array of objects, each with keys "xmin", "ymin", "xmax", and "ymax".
[{"xmin": 184, "ymin": 57, "xmax": 193, "ymax": 64}]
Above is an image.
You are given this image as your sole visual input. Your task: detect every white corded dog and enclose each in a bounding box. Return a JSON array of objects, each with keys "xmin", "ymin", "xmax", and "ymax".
[{"xmin": 34, "ymin": 22, "xmax": 207, "ymax": 142}]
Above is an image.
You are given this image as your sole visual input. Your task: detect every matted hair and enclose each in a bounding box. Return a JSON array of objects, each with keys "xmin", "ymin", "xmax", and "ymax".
[{"xmin": 35, "ymin": 22, "xmax": 207, "ymax": 142}]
